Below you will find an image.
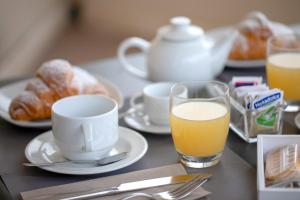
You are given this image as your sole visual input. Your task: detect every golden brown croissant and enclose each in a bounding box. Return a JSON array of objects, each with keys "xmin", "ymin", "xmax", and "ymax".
[
  {"xmin": 9, "ymin": 91, "xmax": 51, "ymax": 121},
  {"xmin": 9, "ymin": 59, "xmax": 111, "ymax": 121},
  {"xmin": 229, "ymin": 11, "xmax": 293, "ymax": 60},
  {"xmin": 9, "ymin": 59, "xmax": 81, "ymax": 121}
]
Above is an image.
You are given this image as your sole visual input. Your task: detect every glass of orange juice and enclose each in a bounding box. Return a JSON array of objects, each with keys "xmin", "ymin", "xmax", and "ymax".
[
  {"xmin": 267, "ymin": 34, "xmax": 300, "ymax": 111},
  {"xmin": 170, "ymin": 81, "xmax": 230, "ymax": 168}
]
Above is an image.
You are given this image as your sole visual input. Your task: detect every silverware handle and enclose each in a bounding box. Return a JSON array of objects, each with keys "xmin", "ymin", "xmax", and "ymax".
[{"xmin": 59, "ymin": 187, "xmax": 119, "ymax": 200}]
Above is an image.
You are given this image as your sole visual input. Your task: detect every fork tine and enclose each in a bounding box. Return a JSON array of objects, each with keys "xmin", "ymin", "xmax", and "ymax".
[
  {"xmin": 169, "ymin": 175, "xmax": 208, "ymax": 199},
  {"xmin": 170, "ymin": 175, "xmax": 204, "ymax": 196},
  {"xmin": 169, "ymin": 175, "xmax": 204, "ymax": 196},
  {"xmin": 175, "ymin": 178, "xmax": 208, "ymax": 199},
  {"xmin": 120, "ymin": 175, "xmax": 210, "ymax": 200}
]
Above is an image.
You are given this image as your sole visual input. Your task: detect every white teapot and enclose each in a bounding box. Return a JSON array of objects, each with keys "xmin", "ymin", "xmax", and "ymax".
[{"xmin": 118, "ymin": 16, "xmax": 237, "ymax": 82}]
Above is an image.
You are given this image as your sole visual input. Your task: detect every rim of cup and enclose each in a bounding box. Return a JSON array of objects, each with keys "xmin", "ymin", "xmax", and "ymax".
[
  {"xmin": 52, "ymin": 95, "xmax": 118, "ymax": 120},
  {"xmin": 170, "ymin": 80, "xmax": 229, "ymax": 100},
  {"xmin": 143, "ymin": 82, "xmax": 176, "ymax": 100}
]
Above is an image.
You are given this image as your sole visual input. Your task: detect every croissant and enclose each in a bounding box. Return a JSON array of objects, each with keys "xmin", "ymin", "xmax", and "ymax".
[
  {"xmin": 9, "ymin": 59, "xmax": 109, "ymax": 121},
  {"xmin": 229, "ymin": 11, "xmax": 293, "ymax": 60}
]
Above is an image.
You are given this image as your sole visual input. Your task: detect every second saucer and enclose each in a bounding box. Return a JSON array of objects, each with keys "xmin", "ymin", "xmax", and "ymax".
[
  {"xmin": 125, "ymin": 82, "xmax": 178, "ymax": 134},
  {"xmin": 124, "ymin": 103, "xmax": 171, "ymax": 134}
]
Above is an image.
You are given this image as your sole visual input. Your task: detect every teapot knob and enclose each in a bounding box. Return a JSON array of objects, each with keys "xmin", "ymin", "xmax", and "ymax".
[
  {"xmin": 160, "ymin": 16, "xmax": 203, "ymax": 41},
  {"xmin": 170, "ymin": 16, "xmax": 191, "ymax": 28}
]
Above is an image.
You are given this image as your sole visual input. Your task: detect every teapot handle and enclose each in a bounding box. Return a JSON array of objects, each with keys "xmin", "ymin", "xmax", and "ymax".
[{"xmin": 118, "ymin": 37, "xmax": 150, "ymax": 79}]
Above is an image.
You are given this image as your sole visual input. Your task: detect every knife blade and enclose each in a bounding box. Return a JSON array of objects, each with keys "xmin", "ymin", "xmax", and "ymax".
[{"xmin": 46, "ymin": 173, "xmax": 211, "ymax": 200}]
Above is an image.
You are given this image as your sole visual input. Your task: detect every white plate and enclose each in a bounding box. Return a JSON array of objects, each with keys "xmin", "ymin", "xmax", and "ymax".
[
  {"xmin": 0, "ymin": 74, "xmax": 123, "ymax": 128},
  {"xmin": 295, "ymin": 113, "xmax": 300, "ymax": 130},
  {"xmin": 207, "ymin": 24, "xmax": 300, "ymax": 69},
  {"xmin": 123, "ymin": 104, "xmax": 171, "ymax": 134},
  {"xmin": 226, "ymin": 59, "xmax": 265, "ymax": 68},
  {"xmin": 25, "ymin": 126, "xmax": 148, "ymax": 175}
]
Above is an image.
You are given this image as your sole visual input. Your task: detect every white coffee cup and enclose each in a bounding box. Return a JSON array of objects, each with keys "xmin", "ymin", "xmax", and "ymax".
[
  {"xmin": 52, "ymin": 95, "xmax": 118, "ymax": 161},
  {"xmin": 130, "ymin": 82, "xmax": 176, "ymax": 126}
]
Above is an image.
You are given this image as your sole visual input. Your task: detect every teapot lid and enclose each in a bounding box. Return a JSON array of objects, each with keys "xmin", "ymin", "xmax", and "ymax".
[{"xmin": 158, "ymin": 16, "xmax": 204, "ymax": 41}]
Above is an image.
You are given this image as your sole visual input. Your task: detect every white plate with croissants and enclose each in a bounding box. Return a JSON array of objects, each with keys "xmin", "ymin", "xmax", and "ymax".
[
  {"xmin": 0, "ymin": 59, "xmax": 124, "ymax": 128},
  {"xmin": 210, "ymin": 11, "xmax": 300, "ymax": 68}
]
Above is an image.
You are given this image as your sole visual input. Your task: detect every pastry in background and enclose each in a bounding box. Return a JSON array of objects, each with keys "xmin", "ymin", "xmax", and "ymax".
[
  {"xmin": 229, "ymin": 11, "xmax": 293, "ymax": 60},
  {"xmin": 9, "ymin": 59, "xmax": 110, "ymax": 121}
]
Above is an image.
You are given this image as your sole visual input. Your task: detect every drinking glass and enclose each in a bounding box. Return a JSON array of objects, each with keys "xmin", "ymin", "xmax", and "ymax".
[
  {"xmin": 267, "ymin": 34, "xmax": 300, "ymax": 112},
  {"xmin": 170, "ymin": 81, "xmax": 230, "ymax": 168}
]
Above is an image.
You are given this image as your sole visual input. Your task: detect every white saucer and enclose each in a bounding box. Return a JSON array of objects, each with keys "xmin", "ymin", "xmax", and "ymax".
[
  {"xmin": 295, "ymin": 113, "xmax": 300, "ymax": 130},
  {"xmin": 25, "ymin": 126, "xmax": 148, "ymax": 175},
  {"xmin": 123, "ymin": 104, "xmax": 171, "ymax": 134},
  {"xmin": 0, "ymin": 73, "xmax": 123, "ymax": 128}
]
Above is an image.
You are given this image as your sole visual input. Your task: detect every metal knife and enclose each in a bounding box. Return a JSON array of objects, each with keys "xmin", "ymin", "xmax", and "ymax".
[
  {"xmin": 23, "ymin": 152, "xmax": 128, "ymax": 167},
  {"xmin": 40, "ymin": 173, "xmax": 211, "ymax": 200}
]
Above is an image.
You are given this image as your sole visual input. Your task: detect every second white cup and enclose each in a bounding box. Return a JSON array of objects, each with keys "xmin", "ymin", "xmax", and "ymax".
[{"xmin": 131, "ymin": 82, "xmax": 176, "ymax": 126}]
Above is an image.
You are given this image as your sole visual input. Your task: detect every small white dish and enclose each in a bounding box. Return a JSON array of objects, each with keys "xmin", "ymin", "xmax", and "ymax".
[
  {"xmin": 123, "ymin": 104, "xmax": 171, "ymax": 134},
  {"xmin": 257, "ymin": 135, "xmax": 300, "ymax": 200},
  {"xmin": 25, "ymin": 126, "xmax": 148, "ymax": 175},
  {"xmin": 294, "ymin": 113, "xmax": 300, "ymax": 130},
  {"xmin": 0, "ymin": 74, "xmax": 123, "ymax": 128}
]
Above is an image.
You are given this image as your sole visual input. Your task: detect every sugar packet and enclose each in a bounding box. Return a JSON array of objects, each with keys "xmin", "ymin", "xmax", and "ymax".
[
  {"xmin": 246, "ymin": 89, "xmax": 283, "ymax": 111},
  {"xmin": 245, "ymin": 89, "xmax": 284, "ymax": 137},
  {"xmin": 234, "ymin": 84, "xmax": 269, "ymax": 104},
  {"xmin": 231, "ymin": 76, "xmax": 263, "ymax": 88}
]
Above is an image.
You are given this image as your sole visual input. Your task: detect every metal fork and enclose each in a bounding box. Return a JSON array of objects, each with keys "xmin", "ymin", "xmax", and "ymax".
[{"xmin": 120, "ymin": 174, "xmax": 209, "ymax": 200}]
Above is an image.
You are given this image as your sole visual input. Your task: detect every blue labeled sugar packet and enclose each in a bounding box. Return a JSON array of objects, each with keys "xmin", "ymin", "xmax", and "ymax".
[
  {"xmin": 245, "ymin": 89, "xmax": 283, "ymax": 128},
  {"xmin": 253, "ymin": 91, "xmax": 282, "ymax": 110}
]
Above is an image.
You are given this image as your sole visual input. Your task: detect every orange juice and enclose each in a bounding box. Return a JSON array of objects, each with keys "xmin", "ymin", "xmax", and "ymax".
[
  {"xmin": 170, "ymin": 101, "xmax": 230, "ymax": 157},
  {"xmin": 267, "ymin": 53, "xmax": 300, "ymax": 101}
]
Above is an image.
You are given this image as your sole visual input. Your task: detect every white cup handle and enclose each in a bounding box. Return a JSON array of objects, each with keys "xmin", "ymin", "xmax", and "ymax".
[
  {"xmin": 118, "ymin": 37, "xmax": 150, "ymax": 79},
  {"xmin": 130, "ymin": 92, "xmax": 143, "ymax": 110},
  {"xmin": 81, "ymin": 123, "xmax": 94, "ymax": 152}
]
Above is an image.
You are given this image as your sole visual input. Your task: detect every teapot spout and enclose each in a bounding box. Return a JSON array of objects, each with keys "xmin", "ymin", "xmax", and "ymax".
[{"xmin": 210, "ymin": 28, "xmax": 238, "ymax": 76}]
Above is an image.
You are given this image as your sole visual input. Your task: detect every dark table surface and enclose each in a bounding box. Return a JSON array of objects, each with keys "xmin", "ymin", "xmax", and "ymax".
[{"xmin": 0, "ymin": 54, "xmax": 299, "ymax": 200}]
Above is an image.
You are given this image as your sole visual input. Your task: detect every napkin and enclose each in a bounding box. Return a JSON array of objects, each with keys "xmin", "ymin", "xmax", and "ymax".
[{"xmin": 21, "ymin": 164, "xmax": 210, "ymax": 200}]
